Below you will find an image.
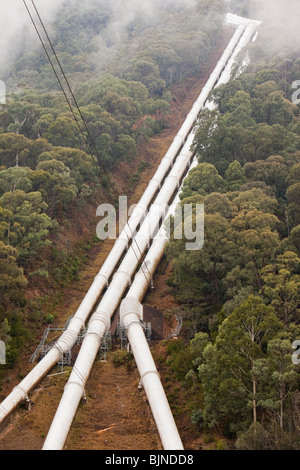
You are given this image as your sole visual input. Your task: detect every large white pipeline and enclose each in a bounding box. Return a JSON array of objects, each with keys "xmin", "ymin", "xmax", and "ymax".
[
  {"xmin": 42, "ymin": 132, "xmax": 196, "ymax": 451},
  {"xmin": 118, "ymin": 187, "xmax": 186, "ymax": 450},
  {"xmin": 42, "ymin": 17, "xmax": 260, "ymax": 451},
  {"xmin": 117, "ymin": 18, "xmax": 261, "ymax": 450},
  {"xmin": 0, "ymin": 18, "xmax": 248, "ymax": 428}
]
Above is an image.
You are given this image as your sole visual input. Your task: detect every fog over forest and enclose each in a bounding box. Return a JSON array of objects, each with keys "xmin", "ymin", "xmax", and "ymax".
[
  {"xmin": 0, "ymin": 0, "xmax": 199, "ymax": 77},
  {"xmin": 0, "ymin": 0, "xmax": 299, "ymax": 452},
  {"xmin": 250, "ymin": 0, "xmax": 300, "ymax": 51}
]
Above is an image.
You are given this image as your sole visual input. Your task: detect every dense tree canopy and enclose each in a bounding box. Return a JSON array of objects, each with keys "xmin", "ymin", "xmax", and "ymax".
[
  {"xmin": 165, "ymin": 5, "xmax": 300, "ymax": 448},
  {"xmin": 0, "ymin": 0, "xmax": 223, "ymax": 367},
  {"xmin": 1, "ymin": 0, "xmax": 299, "ymax": 450}
]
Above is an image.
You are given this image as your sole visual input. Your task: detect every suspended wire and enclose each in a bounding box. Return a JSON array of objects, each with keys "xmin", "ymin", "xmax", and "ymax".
[
  {"xmin": 23, "ymin": 0, "xmax": 153, "ymax": 282},
  {"xmin": 26, "ymin": 7, "xmax": 151, "ymax": 283},
  {"xmin": 22, "ymin": 0, "xmax": 102, "ymax": 178},
  {"xmin": 29, "ymin": 0, "xmax": 118, "ymax": 198}
]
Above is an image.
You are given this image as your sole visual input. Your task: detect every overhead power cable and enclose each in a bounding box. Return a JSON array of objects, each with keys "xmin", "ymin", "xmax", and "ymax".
[
  {"xmin": 22, "ymin": 0, "xmax": 153, "ymax": 282},
  {"xmin": 29, "ymin": 0, "xmax": 117, "ymax": 196},
  {"xmin": 22, "ymin": 0, "xmax": 104, "ymax": 180}
]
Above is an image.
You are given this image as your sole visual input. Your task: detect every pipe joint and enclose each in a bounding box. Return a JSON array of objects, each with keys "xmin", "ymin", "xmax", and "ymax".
[
  {"xmin": 120, "ymin": 297, "xmax": 143, "ymax": 329},
  {"xmin": 113, "ymin": 270, "xmax": 131, "ymax": 286},
  {"xmin": 12, "ymin": 385, "xmax": 28, "ymax": 401},
  {"xmin": 68, "ymin": 317, "xmax": 85, "ymax": 332},
  {"xmin": 0, "ymin": 404, "xmax": 8, "ymax": 417},
  {"xmin": 150, "ymin": 202, "xmax": 168, "ymax": 214},
  {"xmin": 64, "ymin": 380, "xmax": 85, "ymax": 396},
  {"xmin": 55, "ymin": 330, "xmax": 78, "ymax": 354},
  {"xmin": 124, "ymin": 319, "xmax": 142, "ymax": 330},
  {"xmin": 85, "ymin": 331, "xmax": 103, "ymax": 341},
  {"xmin": 88, "ymin": 311, "xmax": 111, "ymax": 333},
  {"xmin": 150, "ymin": 177, "xmax": 161, "ymax": 189},
  {"xmin": 161, "ymin": 156, "xmax": 174, "ymax": 167},
  {"xmin": 187, "ymin": 110, "xmax": 198, "ymax": 120},
  {"xmin": 118, "ymin": 235, "xmax": 130, "ymax": 248},
  {"xmin": 141, "ymin": 369, "xmax": 161, "ymax": 385},
  {"xmin": 134, "ymin": 202, "xmax": 148, "ymax": 218},
  {"xmin": 166, "ymin": 174, "xmax": 180, "ymax": 188},
  {"xmin": 94, "ymin": 272, "xmax": 109, "ymax": 287},
  {"xmin": 173, "ymin": 134, "xmax": 185, "ymax": 146}
]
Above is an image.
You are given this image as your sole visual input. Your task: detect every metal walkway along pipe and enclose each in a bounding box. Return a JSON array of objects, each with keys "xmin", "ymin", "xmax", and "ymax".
[{"xmin": 42, "ymin": 14, "xmax": 260, "ymax": 451}]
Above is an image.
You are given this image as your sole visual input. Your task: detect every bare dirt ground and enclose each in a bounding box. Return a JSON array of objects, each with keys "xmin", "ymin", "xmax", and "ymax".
[
  {"xmin": 64, "ymin": 357, "xmax": 162, "ymax": 451},
  {"xmin": 0, "ymin": 30, "xmax": 232, "ymax": 451}
]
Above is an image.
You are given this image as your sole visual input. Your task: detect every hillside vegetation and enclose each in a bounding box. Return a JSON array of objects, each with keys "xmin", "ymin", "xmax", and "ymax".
[
  {"xmin": 0, "ymin": 1, "xmax": 223, "ymax": 372},
  {"xmin": 0, "ymin": 0, "xmax": 299, "ymax": 451},
  {"xmin": 165, "ymin": 1, "xmax": 300, "ymax": 450}
]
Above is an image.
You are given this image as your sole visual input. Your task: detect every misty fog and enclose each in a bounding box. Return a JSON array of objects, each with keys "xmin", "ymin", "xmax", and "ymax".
[
  {"xmin": 0, "ymin": 0, "xmax": 299, "ymax": 80},
  {"xmin": 0, "ymin": 0, "xmax": 64, "ymax": 77},
  {"xmin": 0, "ymin": 0, "xmax": 199, "ymax": 79},
  {"xmin": 250, "ymin": 0, "xmax": 300, "ymax": 52}
]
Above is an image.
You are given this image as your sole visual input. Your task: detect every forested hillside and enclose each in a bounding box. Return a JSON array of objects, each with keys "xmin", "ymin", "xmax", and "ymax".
[
  {"xmin": 165, "ymin": 0, "xmax": 300, "ymax": 450},
  {"xmin": 0, "ymin": 1, "xmax": 224, "ymax": 371},
  {"xmin": 0, "ymin": 0, "xmax": 299, "ymax": 452}
]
